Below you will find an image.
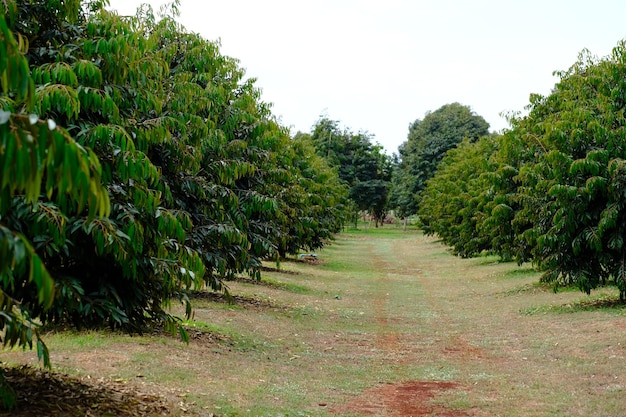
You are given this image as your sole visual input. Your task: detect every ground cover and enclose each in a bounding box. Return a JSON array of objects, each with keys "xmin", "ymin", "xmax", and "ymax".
[{"xmin": 3, "ymin": 226, "xmax": 626, "ymax": 416}]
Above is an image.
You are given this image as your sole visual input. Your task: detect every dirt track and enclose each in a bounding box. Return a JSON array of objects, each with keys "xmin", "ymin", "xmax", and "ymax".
[{"xmin": 333, "ymin": 232, "xmax": 626, "ymax": 416}]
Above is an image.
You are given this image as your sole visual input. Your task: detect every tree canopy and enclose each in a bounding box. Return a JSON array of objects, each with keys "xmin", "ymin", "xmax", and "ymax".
[
  {"xmin": 500, "ymin": 44, "xmax": 626, "ymax": 298},
  {"xmin": 0, "ymin": 2, "xmax": 349, "ymax": 406},
  {"xmin": 303, "ymin": 117, "xmax": 392, "ymax": 226},
  {"xmin": 418, "ymin": 134, "xmax": 499, "ymax": 257},
  {"xmin": 416, "ymin": 42, "xmax": 626, "ymax": 301},
  {"xmin": 0, "ymin": 3, "xmax": 111, "ymax": 402},
  {"xmin": 390, "ymin": 103, "xmax": 490, "ymax": 218}
]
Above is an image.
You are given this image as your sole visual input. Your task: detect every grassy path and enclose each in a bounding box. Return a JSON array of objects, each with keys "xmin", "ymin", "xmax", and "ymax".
[{"xmin": 4, "ymin": 227, "xmax": 626, "ymax": 416}]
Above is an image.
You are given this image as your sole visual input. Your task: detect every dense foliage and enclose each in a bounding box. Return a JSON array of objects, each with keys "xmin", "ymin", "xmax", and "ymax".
[
  {"xmin": 418, "ymin": 43, "xmax": 626, "ymax": 300},
  {"xmin": 502, "ymin": 44, "xmax": 626, "ymax": 298},
  {"xmin": 0, "ymin": 3, "xmax": 110, "ymax": 405},
  {"xmin": 390, "ymin": 103, "xmax": 490, "ymax": 218},
  {"xmin": 273, "ymin": 134, "xmax": 349, "ymax": 257},
  {"xmin": 418, "ymin": 135, "xmax": 499, "ymax": 257},
  {"xmin": 302, "ymin": 117, "xmax": 392, "ymax": 226},
  {"xmin": 0, "ymin": 0, "xmax": 348, "ymax": 399}
]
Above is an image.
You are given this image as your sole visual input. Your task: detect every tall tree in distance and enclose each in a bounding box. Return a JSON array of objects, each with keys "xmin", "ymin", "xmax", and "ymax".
[
  {"xmin": 304, "ymin": 117, "xmax": 392, "ymax": 227},
  {"xmin": 390, "ymin": 103, "xmax": 490, "ymax": 218}
]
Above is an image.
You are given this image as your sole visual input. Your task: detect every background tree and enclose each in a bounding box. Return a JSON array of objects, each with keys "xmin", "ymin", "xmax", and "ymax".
[
  {"xmin": 306, "ymin": 117, "xmax": 392, "ymax": 226},
  {"xmin": 387, "ymin": 151, "xmax": 413, "ymax": 220},
  {"xmin": 390, "ymin": 103, "xmax": 490, "ymax": 218}
]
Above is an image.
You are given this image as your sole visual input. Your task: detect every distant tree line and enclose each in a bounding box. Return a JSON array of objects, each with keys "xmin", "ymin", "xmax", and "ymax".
[{"xmin": 296, "ymin": 117, "xmax": 393, "ymax": 227}]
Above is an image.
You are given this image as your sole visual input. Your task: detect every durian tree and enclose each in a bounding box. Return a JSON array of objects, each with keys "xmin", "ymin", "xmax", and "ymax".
[
  {"xmin": 1, "ymin": 0, "xmax": 350, "ymax": 355},
  {"xmin": 503, "ymin": 44, "xmax": 626, "ymax": 299},
  {"xmin": 0, "ymin": 4, "xmax": 110, "ymax": 407}
]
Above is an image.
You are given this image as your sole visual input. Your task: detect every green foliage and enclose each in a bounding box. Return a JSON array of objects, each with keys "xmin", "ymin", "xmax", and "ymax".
[
  {"xmin": 0, "ymin": 368, "xmax": 15, "ymax": 411},
  {"xmin": 390, "ymin": 103, "xmax": 490, "ymax": 217},
  {"xmin": 503, "ymin": 44, "xmax": 626, "ymax": 299},
  {"xmin": 0, "ymin": 7, "xmax": 111, "ymax": 408},
  {"xmin": 419, "ymin": 42, "xmax": 626, "ymax": 301},
  {"xmin": 418, "ymin": 135, "xmax": 499, "ymax": 257},
  {"xmin": 143, "ymin": 15, "xmax": 283, "ymax": 281},
  {"xmin": 0, "ymin": 5, "xmax": 350, "ymax": 410},
  {"xmin": 1, "ymin": 5, "xmax": 204, "ymax": 334},
  {"xmin": 307, "ymin": 117, "xmax": 391, "ymax": 226},
  {"xmin": 273, "ymin": 134, "xmax": 349, "ymax": 257},
  {"xmin": 1, "ymin": 0, "xmax": 350, "ymax": 372}
]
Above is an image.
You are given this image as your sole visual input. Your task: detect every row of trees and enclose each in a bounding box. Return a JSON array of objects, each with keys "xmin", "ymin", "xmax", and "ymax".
[
  {"xmin": 416, "ymin": 44, "xmax": 626, "ymax": 301},
  {"xmin": 296, "ymin": 105, "xmax": 486, "ymax": 232},
  {"xmin": 7, "ymin": 0, "xmax": 626, "ymax": 407},
  {"xmin": 0, "ymin": 0, "xmax": 351, "ymax": 389}
]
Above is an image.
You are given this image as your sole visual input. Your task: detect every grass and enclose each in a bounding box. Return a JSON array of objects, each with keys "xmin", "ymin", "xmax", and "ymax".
[
  {"xmin": 256, "ymin": 277, "xmax": 312, "ymax": 294},
  {"xmin": 520, "ymin": 291, "xmax": 626, "ymax": 315},
  {"xmin": 4, "ymin": 226, "xmax": 626, "ymax": 416}
]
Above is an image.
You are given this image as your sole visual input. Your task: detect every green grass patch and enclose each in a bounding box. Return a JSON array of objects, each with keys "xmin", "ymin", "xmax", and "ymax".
[
  {"xmin": 502, "ymin": 266, "xmax": 540, "ymax": 279},
  {"xmin": 257, "ymin": 276, "xmax": 312, "ymax": 294},
  {"xmin": 43, "ymin": 330, "xmax": 146, "ymax": 351},
  {"xmin": 342, "ymin": 224, "xmax": 417, "ymax": 238},
  {"xmin": 500, "ymin": 281, "xmax": 557, "ymax": 296},
  {"xmin": 520, "ymin": 293, "xmax": 626, "ymax": 315},
  {"xmin": 470, "ymin": 254, "xmax": 503, "ymax": 265},
  {"xmin": 182, "ymin": 319, "xmax": 268, "ymax": 352}
]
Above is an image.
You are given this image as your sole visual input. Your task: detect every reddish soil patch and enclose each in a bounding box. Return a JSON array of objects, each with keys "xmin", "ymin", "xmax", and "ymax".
[
  {"xmin": 443, "ymin": 337, "xmax": 486, "ymax": 360},
  {"xmin": 374, "ymin": 317, "xmax": 403, "ymax": 353},
  {"xmin": 335, "ymin": 380, "xmax": 470, "ymax": 416}
]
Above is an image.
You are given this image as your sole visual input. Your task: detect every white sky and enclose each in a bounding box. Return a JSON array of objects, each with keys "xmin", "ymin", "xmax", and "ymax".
[{"xmin": 106, "ymin": 0, "xmax": 626, "ymax": 154}]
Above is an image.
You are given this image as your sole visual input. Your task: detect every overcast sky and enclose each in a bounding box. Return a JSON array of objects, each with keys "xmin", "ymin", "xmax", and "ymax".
[{"xmin": 107, "ymin": 0, "xmax": 626, "ymax": 153}]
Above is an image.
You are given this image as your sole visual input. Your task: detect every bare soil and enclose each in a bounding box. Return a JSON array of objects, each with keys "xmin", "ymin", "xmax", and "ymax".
[{"xmin": 334, "ymin": 381, "xmax": 468, "ymax": 416}]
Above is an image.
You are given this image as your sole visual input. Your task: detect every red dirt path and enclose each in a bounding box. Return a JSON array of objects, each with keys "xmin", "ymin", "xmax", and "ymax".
[
  {"xmin": 334, "ymin": 244, "xmax": 475, "ymax": 416},
  {"xmin": 334, "ymin": 380, "xmax": 470, "ymax": 416}
]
